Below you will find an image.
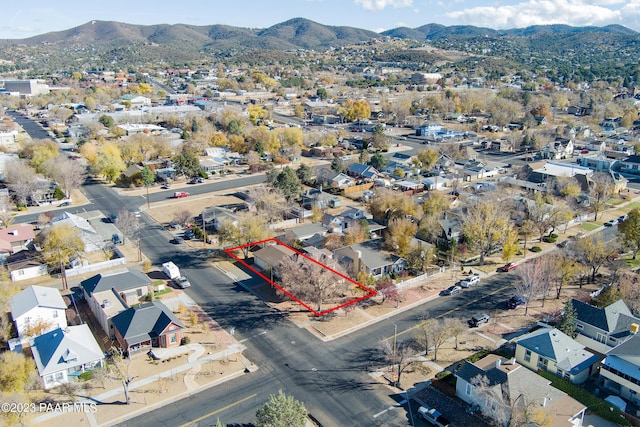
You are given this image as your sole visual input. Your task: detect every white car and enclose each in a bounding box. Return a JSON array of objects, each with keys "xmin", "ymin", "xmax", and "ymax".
[
  {"xmin": 459, "ymin": 275, "xmax": 480, "ymax": 288},
  {"xmin": 172, "ymin": 276, "xmax": 191, "ymax": 289}
]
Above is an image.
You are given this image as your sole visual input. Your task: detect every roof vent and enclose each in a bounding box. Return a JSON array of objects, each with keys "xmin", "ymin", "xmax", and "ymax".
[{"xmin": 102, "ymin": 299, "xmax": 111, "ymax": 308}]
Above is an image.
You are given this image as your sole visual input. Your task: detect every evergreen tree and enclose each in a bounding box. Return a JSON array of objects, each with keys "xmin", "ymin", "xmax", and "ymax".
[
  {"xmin": 557, "ymin": 300, "xmax": 578, "ymax": 338},
  {"xmin": 256, "ymin": 390, "xmax": 307, "ymax": 427},
  {"xmin": 368, "ymin": 152, "xmax": 387, "ymax": 170}
]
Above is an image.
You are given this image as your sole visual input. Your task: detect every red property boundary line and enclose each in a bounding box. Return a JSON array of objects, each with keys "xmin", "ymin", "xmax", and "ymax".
[{"xmin": 224, "ymin": 237, "xmax": 376, "ymax": 317}]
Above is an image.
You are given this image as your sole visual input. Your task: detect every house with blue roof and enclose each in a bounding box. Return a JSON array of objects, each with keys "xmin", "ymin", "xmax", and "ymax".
[
  {"xmin": 515, "ymin": 327, "xmax": 601, "ymax": 385},
  {"xmin": 31, "ymin": 324, "xmax": 104, "ymax": 389}
]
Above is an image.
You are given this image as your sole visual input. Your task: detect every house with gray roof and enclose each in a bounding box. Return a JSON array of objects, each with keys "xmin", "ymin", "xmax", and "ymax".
[
  {"xmin": 572, "ymin": 299, "xmax": 640, "ymax": 353},
  {"xmin": 515, "ymin": 327, "xmax": 601, "ymax": 385},
  {"xmin": 346, "ymin": 163, "xmax": 379, "ymax": 181},
  {"xmin": 333, "ymin": 239, "xmax": 405, "ymax": 279},
  {"xmin": 253, "ymin": 244, "xmax": 295, "ymax": 273},
  {"xmin": 455, "ymin": 354, "xmax": 587, "ymax": 427},
  {"xmin": 81, "ymin": 269, "xmax": 152, "ymax": 337},
  {"xmin": 31, "ymin": 324, "xmax": 104, "ymax": 389},
  {"xmin": 10, "ymin": 285, "xmax": 67, "ymax": 341},
  {"xmin": 283, "ymin": 223, "xmax": 327, "ymax": 248},
  {"xmin": 111, "ymin": 301, "xmax": 185, "ymax": 355},
  {"xmin": 599, "ymin": 334, "xmax": 640, "ymax": 411}
]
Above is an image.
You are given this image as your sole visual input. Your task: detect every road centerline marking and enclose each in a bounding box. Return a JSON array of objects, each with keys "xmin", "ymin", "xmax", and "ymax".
[{"xmin": 178, "ymin": 393, "xmax": 257, "ymax": 427}]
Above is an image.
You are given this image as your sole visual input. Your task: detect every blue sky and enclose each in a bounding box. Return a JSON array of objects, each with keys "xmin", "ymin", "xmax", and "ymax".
[{"xmin": 2, "ymin": 0, "xmax": 639, "ymax": 39}]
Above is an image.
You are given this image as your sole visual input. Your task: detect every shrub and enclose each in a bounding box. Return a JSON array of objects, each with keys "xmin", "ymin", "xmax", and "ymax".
[
  {"xmin": 530, "ymin": 246, "xmax": 542, "ymax": 252},
  {"xmin": 435, "ymin": 370, "xmax": 452, "ymax": 380},
  {"xmin": 465, "ymin": 349, "xmax": 492, "ymax": 363},
  {"xmin": 542, "ymin": 234, "xmax": 558, "ymax": 243},
  {"xmin": 53, "ymin": 186, "xmax": 65, "ymax": 200},
  {"xmin": 78, "ymin": 371, "xmax": 93, "ymax": 381},
  {"xmin": 181, "ymin": 336, "xmax": 191, "ymax": 345}
]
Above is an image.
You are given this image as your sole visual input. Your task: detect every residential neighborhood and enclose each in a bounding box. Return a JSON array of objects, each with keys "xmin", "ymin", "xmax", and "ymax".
[{"xmin": 0, "ymin": 11, "xmax": 640, "ymax": 427}]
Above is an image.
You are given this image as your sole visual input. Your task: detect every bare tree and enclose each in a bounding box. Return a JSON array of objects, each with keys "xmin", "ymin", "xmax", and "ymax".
[
  {"xmin": 107, "ymin": 347, "xmax": 137, "ymax": 405},
  {"xmin": 447, "ymin": 318, "xmax": 467, "ymax": 350},
  {"xmin": 589, "ymin": 172, "xmax": 614, "ymax": 221},
  {"xmin": 0, "ymin": 194, "xmax": 15, "ymax": 228},
  {"xmin": 43, "ymin": 156, "xmax": 87, "ymax": 198},
  {"xmin": 4, "ymin": 159, "xmax": 37, "ymax": 206},
  {"xmin": 415, "ymin": 318, "xmax": 452, "ymax": 362},
  {"xmin": 248, "ymin": 186, "xmax": 288, "ymax": 224},
  {"xmin": 380, "ymin": 339, "xmax": 415, "ymax": 388},
  {"xmin": 276, "ymin": 254, "xmax": 348, "ymax": 312},
  {"xmin": 115, "ymin": 209, "xmax": 139, "ymax": 246},
  {"xmin": 515, "ymin": 259, "xmax": 546, "ymax": 315},
  {"xmin": 172, "ymin": 209, "xmax": 192, "ymax": 227}
]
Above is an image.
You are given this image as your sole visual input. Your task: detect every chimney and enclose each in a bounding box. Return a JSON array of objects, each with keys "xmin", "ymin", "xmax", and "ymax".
[
  {"xmin": 10, "ymin": 229, "xmax": 18, "ymax": 236},
  {"xmin": 631, "ymin": 323, "xmax": 639, "ymax": 335}
]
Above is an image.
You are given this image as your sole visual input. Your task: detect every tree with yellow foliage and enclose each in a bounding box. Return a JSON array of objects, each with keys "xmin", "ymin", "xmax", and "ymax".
[
  {"xmin": 41, "ymin": 223, "xmax": 85, "ymax": 290},
  {"xmin": 90, "ymin": 142, "xmax": 125, "ymax": 182},
  {"xmin": 210, "ymin": 132, "xmax": 228, "ymax": 147},
  {"xmin": 462, "ymin": 197, "xmax": 512, "ymax": 264},
  {"xmin": 20, "ymin": 139, "xmax": 58, "ymax": 173}
]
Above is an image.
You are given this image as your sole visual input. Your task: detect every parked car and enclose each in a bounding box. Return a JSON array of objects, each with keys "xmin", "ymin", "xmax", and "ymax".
[
  {"xmin": 172, "ymin": 236, "xmax": 184, "ymax": 244},
  {"xmin": 172, "ymin": 276, "xmax": 191, "ymax": 289},
  {"xmin": 111, "ymin": 234, "xmax": 122, "ymax": 244},
  {"xmin": 468, "ymin": 313, "xmax": 490, "ymax": 327},
  {"xmin": 619, "ymin": 215, "xmax": 628, "ymax": 222},
  {"xmin": 498, "ymin": 262, "xmax": 518, "ymax": 272},
  {"xmin": 442, "ymin": 285, "xmax": 462, "ymax": 296},
  {"xmin": 418, "ymin": 405, "xmax": 451, "ymax": 427},
  {"xmin": 59, "ymin": 201, "xmax": 71, "ymax": 207},
  {"xmin": 604, "ymin": 220, "xmax": 616, "ymax": 227},
  {"xmin": 507, "ymin": 295, "xmax": 527, "ymax": 309},
  {"xmin": 459, "ymin": 275, "xmax": 479, "ymax": 288},
  {"xmin": 107, "ymin": 213, "xmax": 117, "ymax": 223},
  {"xmin": 160, "ymin": 183, "xmax": 171, "ymax": 189}
]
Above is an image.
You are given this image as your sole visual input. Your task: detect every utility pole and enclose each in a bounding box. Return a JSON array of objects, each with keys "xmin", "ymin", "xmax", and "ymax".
[{"xmin": 393, "ymin": 323, "xmax": 398, "ymax": 387}]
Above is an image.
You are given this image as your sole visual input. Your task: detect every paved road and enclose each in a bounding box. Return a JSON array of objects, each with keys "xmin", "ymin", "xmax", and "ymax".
[{"xmin": 13, "ymin": 112, "xmax": 621, "ymax": 426}]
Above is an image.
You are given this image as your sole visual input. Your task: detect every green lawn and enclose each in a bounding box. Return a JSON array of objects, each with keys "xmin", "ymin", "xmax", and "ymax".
[
  {"xmin": 623, "ymin": 201, "xmax": 640, "ymax": 211},
  {"xmin": 624, "ymin": 256, "xmax": 640, "ymax": 270},
  {"xmin": 580, "ymin": 222, "xmax": 600, "ymax": 231}
]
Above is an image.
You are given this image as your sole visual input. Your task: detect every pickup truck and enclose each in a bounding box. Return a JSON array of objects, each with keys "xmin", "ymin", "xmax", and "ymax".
[
  {"xmin": 173, "ymin": 191, "xmax": 189, "ymax": 198},
  {"xmin": 418, "ymin": 405, "xmax": 451, "ymax": 427}
]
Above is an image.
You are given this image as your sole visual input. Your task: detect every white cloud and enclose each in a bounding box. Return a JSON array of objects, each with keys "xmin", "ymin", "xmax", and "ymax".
[
  {"xmin": 446, "ymin": 0, "xmax": 622, "ymax": 29},
  {"xmin": 354, "ymin": 0, "xmax": 413, "ymax": 11}
]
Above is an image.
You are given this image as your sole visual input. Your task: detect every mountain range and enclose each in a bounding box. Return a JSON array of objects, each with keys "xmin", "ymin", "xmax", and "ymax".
[{"xmin": 1, "ymin": 18, "xmax": 637, "ymax": 51}]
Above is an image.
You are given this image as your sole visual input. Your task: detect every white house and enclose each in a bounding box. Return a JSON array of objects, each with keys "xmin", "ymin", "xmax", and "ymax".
[
  {"xmin": 6, "ymin": 250, "xmax": 48, "ymax": 282},
  {"xmin": 10, "ymin": 285, "xmax": 67, "ymax": 341},
  {"xmin": 31, "ymin": 325, "xmax": 104, "ymax": 389}
]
